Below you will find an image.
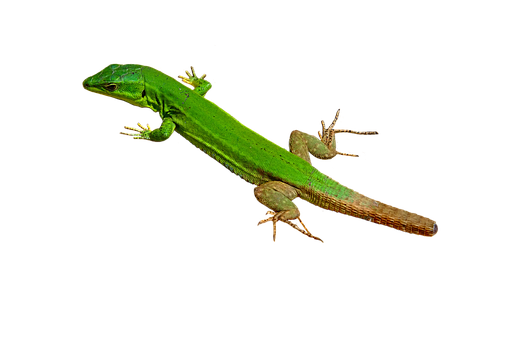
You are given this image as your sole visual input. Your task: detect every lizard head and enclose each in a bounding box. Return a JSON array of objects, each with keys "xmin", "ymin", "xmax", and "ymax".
[{"xmin": 83, "ymin": 64, "xmax": 147, "ymax": 107}]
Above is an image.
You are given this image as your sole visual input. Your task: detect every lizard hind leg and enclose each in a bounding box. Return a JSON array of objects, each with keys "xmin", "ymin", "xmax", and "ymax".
[
  {"xmin": 254, "ymin": 181, "xmax": 323, "ymax": 242},
  {"xmin": 289, "ymin": 109, "xmax": 378, "ymax": 163}
]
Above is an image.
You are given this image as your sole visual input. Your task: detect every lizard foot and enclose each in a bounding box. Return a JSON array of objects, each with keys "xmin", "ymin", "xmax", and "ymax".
[
  {"xmin": 257, "ymin": 211, "xmax": 323, "ymax": 242},
  {"xmin": 120, "ymin": 123, "xmax": 152, "ymax": 140},
  {"xmin": 318, "ymin": 109, "xmax": 378, "ymax": 157},
  {"xmin": 178, "ymin": 66, "xmax": 206, "ymax": 87}
]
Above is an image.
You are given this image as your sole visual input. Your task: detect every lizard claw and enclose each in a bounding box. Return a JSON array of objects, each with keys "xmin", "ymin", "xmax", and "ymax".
[
  {"xmin": 317, "ymin": 109, "xmax": 378, "ymax": 157},
  {"xmin": 257, "ymin": 211, "xmax": 323, "ymax": 242},
  {"xmin": 257, "ymin": 211, "xmax": 279, "ymax": 241},
  {"xmin": 318, "ymin": 109, "xmax": 341, "ymax": 147},
  {"xmin": 335, "ymin": 151, "xmax": 360, "ymax": 157},
  {"xmin": 178, "ymin": 66, "xmax": 206, "ymax": 86},
  {"xmin": 120, "ymin": 123, "xmax": 152, "ymax": 140}
]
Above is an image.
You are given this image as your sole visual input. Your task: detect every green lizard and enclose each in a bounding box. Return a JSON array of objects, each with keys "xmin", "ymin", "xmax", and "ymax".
[{"xmin": 83, "ymin": 64, "xmax": 437, "ymax": 242}]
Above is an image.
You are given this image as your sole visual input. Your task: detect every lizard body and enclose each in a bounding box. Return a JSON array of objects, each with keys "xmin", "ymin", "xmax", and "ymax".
[{"xmin": 83, "ymin": 64, "xmax": 437, "ymax": 241}]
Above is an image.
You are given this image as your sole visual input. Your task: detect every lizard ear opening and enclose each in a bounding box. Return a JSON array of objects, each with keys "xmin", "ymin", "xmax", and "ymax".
[{"xmin": 141, "ymin": 89, "xmax": 146, "ymax": 97}]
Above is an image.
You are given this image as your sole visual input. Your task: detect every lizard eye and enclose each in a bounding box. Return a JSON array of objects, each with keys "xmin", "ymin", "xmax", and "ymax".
[{"xmin": 104, "ymin": 83, "xmax": 118, "ymax": 92}]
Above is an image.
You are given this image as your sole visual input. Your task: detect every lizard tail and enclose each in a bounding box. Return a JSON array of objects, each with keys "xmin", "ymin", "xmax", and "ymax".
[{"xmin": 300, "ymin": 178, "xmax": 438, "ymax": 237}]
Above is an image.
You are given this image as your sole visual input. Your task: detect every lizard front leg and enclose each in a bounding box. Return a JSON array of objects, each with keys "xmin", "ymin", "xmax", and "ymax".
[
  {"xmin": 178, "ymin": 66, "xmax": 212, "ymax": 96},
  {"xmin": 254, "ymin": 181, "xmax": 323, "ymax": 242},
  {"xmin": 121, "ymin": 118, "xmax": 176, "ymax": 142},
  {"xmin": 289, "ymin": 109, "xmax": 378, "ymax": 164}
]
